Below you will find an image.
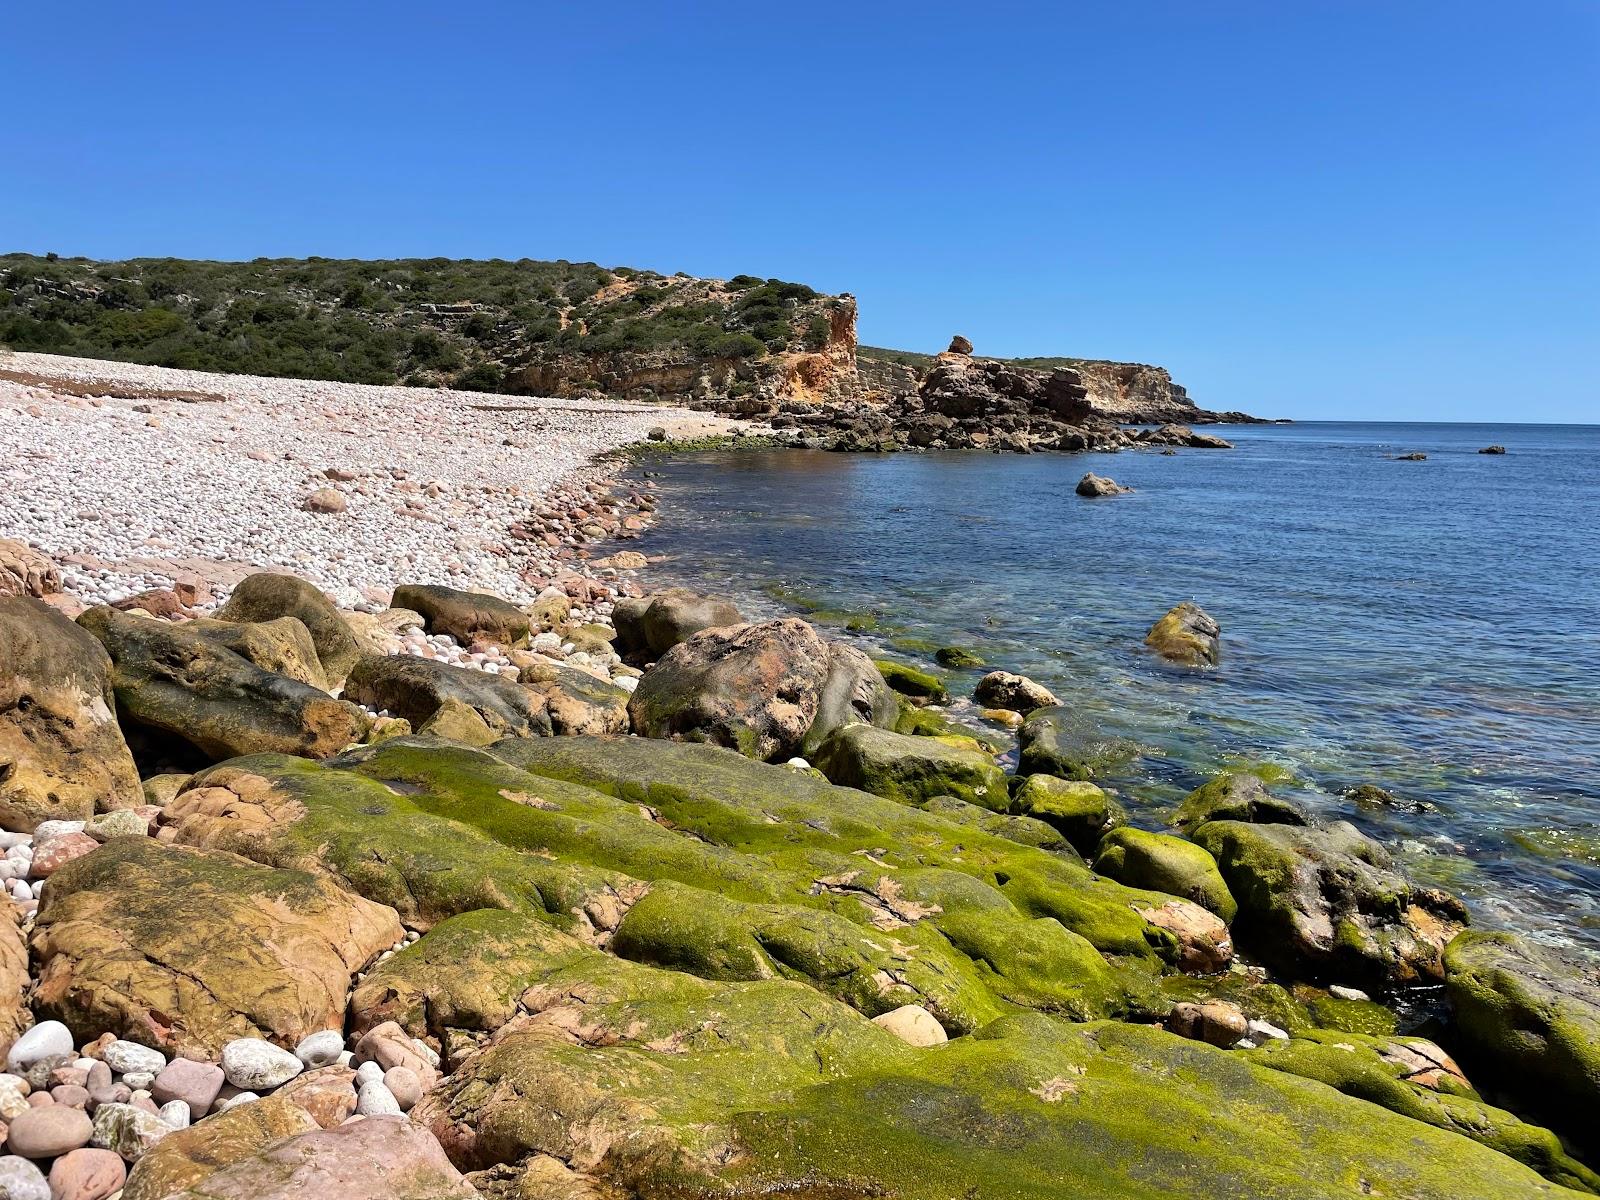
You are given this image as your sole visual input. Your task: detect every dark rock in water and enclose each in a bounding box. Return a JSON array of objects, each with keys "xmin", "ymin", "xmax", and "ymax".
[
  {"xmin": 391, "ymin": 582, "xmax": 530, "ymax": 648},
  {"xmin": 1017, "ymin": 706, "xmax": 1139, "ymax": 781},
  {"xmin": 1395, "ymin": 452, "xmax": 1428, "ymax": 461},
  {"xmin": 1190, "ymin": 815, "xmax": 1467, "ymax": 989},
  {"xmin": 1479, "ymin": 444, "xmax": 1507, "ymax": 454},
  {"xmin": 934, "ymin": 646, "xmax": 985, "ymax": 668},
  {"xmin": 0, "ymin": 596, "xmax": 143, "ymax": 831},
  {"xmin": 873, "ymin": 659, "xmax": 949, "ymax": 704},
  {"xmin": 1076, "ymin": 472, "xmax": 1132, "ymax": 497},
  {"xmin": 630, "ymin": 618, "xmax": 891, "ymax": 761},
  {"xmin": 215, "ymin": 572, "xmax": 362, "ymax": 687},
  {"xmin": 1145, "ymin": 602, "xmax": 1220, "ymax": 666},
  {"xmin": 1445, "ymin": 930, "xmax": 1600, "ymax": 1158},
  {"xmin": 1136, "ymin": 424, "xmax": 1233, "ymax": 450},
  {"xmin": 1345, "ymin": 782, "xmax": 1437, "ymax": 815},
  {"xmin": 813, "ymin": 723, "xmax": 1008, "ymax": 811},
  {"xmin": 344, "ymin": 653, "xmax": 551, "ymax": 742},
  {"xmin": 946, "ymin": 334, "xmax": 974, "ymax": 355},
  {"xmin": 973, "ymin": 670, "xmax": 1059, "ymax": 713},
  {"xmin": 77, "ymin": 606, "xmax": 367, "ymax": 762},
  {"xmin": 1175, "ymin": 773, "xmax": 1311, "ymax": 830},
  {"xmin": 613, "ymin": 588, "xmax": 742, "ymax": 661}
]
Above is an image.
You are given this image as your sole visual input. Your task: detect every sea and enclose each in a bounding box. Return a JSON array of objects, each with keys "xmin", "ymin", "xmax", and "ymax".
[{"xmin": 627, "ymin": 422, "xmax": 1600, "ymax": 953}]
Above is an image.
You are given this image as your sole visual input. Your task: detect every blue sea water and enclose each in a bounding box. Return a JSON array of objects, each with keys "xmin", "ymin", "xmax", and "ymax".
[{"xmin": 630, "ymin": 422, "xmax": 1600, "ymax": 951}]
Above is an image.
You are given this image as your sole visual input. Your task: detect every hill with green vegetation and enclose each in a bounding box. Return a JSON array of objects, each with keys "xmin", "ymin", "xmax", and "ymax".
[{"xmin": 0, "ymin": 252, "xmax": 855, "ymax": 400}]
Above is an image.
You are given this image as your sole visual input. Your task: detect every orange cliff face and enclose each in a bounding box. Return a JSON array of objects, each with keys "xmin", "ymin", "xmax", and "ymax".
[{"xmin": 776, "ymin": 296, "xmax": 860, "ymax": 404}]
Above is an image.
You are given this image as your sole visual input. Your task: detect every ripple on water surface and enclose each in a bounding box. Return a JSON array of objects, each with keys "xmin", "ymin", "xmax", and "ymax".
[{"xmin": 632, "ymin": 421, "xmax": 1600, "ymax": 951}]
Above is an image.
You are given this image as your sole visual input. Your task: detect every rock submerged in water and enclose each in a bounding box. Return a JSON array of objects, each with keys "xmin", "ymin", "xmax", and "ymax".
[
  {"xmin": 1145, "ymin": 601, "xmax": 1220, "ymax": 666},
  {"xmin": 1480, "ymin": 444, "xmax": 1507, "ymax": 454},
  {"xmin": 1076, "ymin": 472, "xmax": 1132, "ymax": 497},
  {"xmin": 1016, "ymin": 705, "xmax": 1138, "ymax": 781},
  {"xmin": 973, "ymin": 669, "xmax": 1059, "ymax": 713}
]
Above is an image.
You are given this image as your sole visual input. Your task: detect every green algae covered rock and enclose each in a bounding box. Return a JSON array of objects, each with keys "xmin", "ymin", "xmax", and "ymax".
[
  {"xmin": 873, "ymin": 658, "xmax": 949, "ymax": 703},
  {"xmin": 1175, "ymin": 770, "xmax": 1311, "ymax": 831},
  {"xmin": 412, "ymin": 941, "xmax": 1567, "ymax": 1200},
  {"xmin": 1017, "ymin": 705, "xmax": 1138, "ymax": 781},
  {"xmin": 1010, "ymin": 773, "xmax": 1124, "ymax": 855},
  {"xmin": 935, "ymin": 646, "xmax": 985, "ymax": 668},
  {"xmin": 813, "ymin": 723, "xmax": 1008, "ymax": 810},
  {"xmin": 1445, "ymin": 930, "xmax": 1600, "ymax": 1158},
  {"xmin": 1145, "ymin": 600, "xmax": 1220, "ymax": 666},
  {"xmin": 1192, "ymin": 818, "xmax": 1466, "ymax": 989},
  {"xmin": 1248, "ymin": 1027, "xmax": 1600, "ymax": 1192},
  {"xmin": 1093, "ymin": 826, "xmax": 1237, "ymax": 921}
]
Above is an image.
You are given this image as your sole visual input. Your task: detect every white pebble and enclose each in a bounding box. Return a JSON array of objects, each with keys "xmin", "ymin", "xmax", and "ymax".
[
  {"xmin": 159, "ymin": 1099, "xmax": 192, "ymax": 1129},
  {"xmin": 356, "ymin": 1080, "xmax": 400, "ymax": 1115},
  {"xmin": 294, "ymin": 1029, "xmax": 345, "ymax": 1070},
  {"xmin": 104, "ymin": 1039, "xmax": 167, "ymax": 1076},
  {"xmin": 221, "ymin": 1038, "xmax": 303, "ymax": 1090}
]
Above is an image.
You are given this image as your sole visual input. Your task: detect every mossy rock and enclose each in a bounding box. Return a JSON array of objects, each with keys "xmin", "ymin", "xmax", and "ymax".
[
  {"xmin": 813, "ymin": 724, "xmax": 1008, "ymax": 811},
  {"xmin": 873, "ymin": 659, "xmax": 949, "ymax": 703},
  {"xmin": 557, "ymin": 621, "xmax": 616, "ymax": 654},
  {"xmin": 1092, "ymin": 827, "xmax": 1237, "ymax": 922},
  {"xmin": 935, "ymin": 646, "xmax": 985, "ymax": 668},
  {"xmin": 1444, "ymin": 930, "xmax": 1600, "ymax": 1159},
  {"xmin": 412, "ymin": 945, "xmax": 1568, "ymax": 1199},
  {"xmin": 1145, "ymin": 601, "xmax": 1220, "ymax": 667},
  {"xmin": 892, "ymin": 701, "xmax": 1003, "ymax": 753},
  {"xmin": 1011, "ymin": 774, "xmax": 1125, "ymax": 856},
  {"xmin": 1248, "ymin": 1027, "xmax": 1600, "ymax": 1192},
  {"xmin": 1301, "ymin": 992, "xmax": 1398, "ymax": 1036},
  {"xmin": 1174, "ymin": 771, "xmax": 1311, "ymax": 831},
  {"xmin": 1158, "ymin": 972, "xmax": 1312, "ymax": 1036},
  {"xmin": 1016, "ymin": 706, "xmax": 1138, "ymax": 781},
  {"xmin": 214, "ymin": 572, "xmax": 361, "ymax": 685}
]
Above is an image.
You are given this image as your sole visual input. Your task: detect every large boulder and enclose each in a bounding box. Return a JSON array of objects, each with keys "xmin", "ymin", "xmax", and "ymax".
[
  {"xmin": 613, "ymin": 588, "xmax": 742, "ymax": 661},
  {"xmin": 187, "ymin": 617, "xmax": 327, "ymax": 690},
  {"xmin": 1016, "ymin": 706, "xmax": 1137, "ymax": 781},
  {"xmin": 1444, "ymin": 930, "xmax": 1600, "ymax": 1157},
  {"xmin": 0, "ymin": 539, "xmax": 60, "ymax": 598},
  {"xmin": 391, "ymin": 583, "xmax": 530, "ymax": 648},
  {"xmin": 973, "ymin": 670, "xmax": 1059, "ymax": 713},
  {"xmin": 1175, "ymin": 772, "xmax": 1310, "ymax": 830},
  {"xmin": 122, "ymin": 1094, "xmax": 319, "ymax": 1200},
  {"xmin": 1009, "ymin": 774, "xmax": 1124, "ymax": 855},
  {"xmin": 1146, "ymin": 602, "xmax": 1220, "ymax": 666},
  {"xmin": 799, "ymin": 643, "xmax": 897, "ymax": 757},
  {"xmin": 77, "ymin": 606, "xmax": 368, "ymax": 762},
  {"xmin": 0, "ymin": 904, "xmax": 29, "ymax": 1062},
  {"xmin": 30, "ymin": 837, "xmax": 402, "ymax": 1055},
  {"xmin": 630, "ymin": 618, "xmax": 892, "ymax": 761},
  {"xmin": 125, "ymin": 1109, "xmax": 472, "ymax": 1200},
  {"xmin": 0, "ymin": 596, "xmax": 142, "ymax": 831},
  {"xmin": 213, "ymin": 573, "xmax": 361, "ymax": 686},
  {"xmin": 516, "ymin": 661, "xmax": 630, "ymax": 736},
  {"xmin": 343, "ymin": 654, "xmax": 551, "ymax": 741},
  {"xmin": 814, "ymin": 724, "xmax": 1008, "ymax": 811},
  {"xmin": 1191, "ymin": 818, "xmax": 1466, "ymax": 989},
  {"xmin": 412, "ymin": 946, "xmax": 1561, "ymax": 1199},
  {"xmin": 1092, "ymin": 827, "xmax": 1237, "ymax": 921}
]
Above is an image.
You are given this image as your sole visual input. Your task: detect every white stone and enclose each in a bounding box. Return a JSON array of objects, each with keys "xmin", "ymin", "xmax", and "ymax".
[
  {"xmin": 1246, "ymin": 1019, "xmax": 1289, "ymax": 1042},
  {"xmin": 104, "ymin": 1039, "xmax": 167, "ymax": 1076},
  {"xmin": 7, "ymin": 1021, "xmax": 73, "ymax": 1072},
  {"xmin": 221, "ymin": 1038, "xmax": 303, "ymax": 1090},
  {"xmin": 785, "ymin": 757, "xmax": 811, "ymax": 770},
  {"xmin": 355, "ymin": 1080, "xmax": 400, "ymax": 1116},
  {"xmin": 159, "ymin": 1099, "xmax": 192, "ymax": 1129},
  {"xmin": 294, "ymin": 1029, "xmax": 345, "ymax": 1070},
  {"xmin": 1328, "ymin": 984, "xmax": 1371, "ymax": 1002},
  {"xmin": 30, "ymin": 821, "xmax": 84, "ymax": 843},
  {"xmin": 217, "ymin": 1091, "xmax": 259, "ymax": 1111},
  {"xmin": 354, "ymin": 1061, "xmax": 384, "ymax": 1088},
  {"xmin": 0, "ymin": 1155, "xmax": 49, "ymax": 1200},
  {"xmin": 123, "ymin": 1071, "xmax": 156, "ymax": 1091}
]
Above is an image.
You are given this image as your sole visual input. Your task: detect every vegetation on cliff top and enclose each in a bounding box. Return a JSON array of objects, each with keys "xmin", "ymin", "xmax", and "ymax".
[{"xmin": 0, "ymin": 252, "xmax": 842, "ymax": 393}]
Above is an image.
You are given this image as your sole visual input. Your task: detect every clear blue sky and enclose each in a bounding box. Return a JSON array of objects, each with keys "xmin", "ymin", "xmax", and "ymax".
[{"xmin": 4, "ymin": 2, "xmax": 1596, "ymax": 421}]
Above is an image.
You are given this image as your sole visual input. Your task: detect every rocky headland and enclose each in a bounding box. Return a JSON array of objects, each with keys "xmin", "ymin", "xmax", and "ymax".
[{"xmin": 0, "ymin": 352, "xmax": 1592, "ymax": 1199}]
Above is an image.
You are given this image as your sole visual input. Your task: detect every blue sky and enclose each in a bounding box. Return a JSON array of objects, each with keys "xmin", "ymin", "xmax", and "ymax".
[{"xmin": 4, "ymin": 2, "xmax": 1596, "ymax": 421}]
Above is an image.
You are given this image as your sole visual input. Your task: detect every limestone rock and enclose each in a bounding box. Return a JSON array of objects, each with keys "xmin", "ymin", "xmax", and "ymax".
[
  {"xmin": 119, "ymin": 1094, "xmax": 316, "ymax": 1200},
  {"xmin": 516, "ymin": 661, "xmax": 630, "ymax": 737},
  {"xmin": 30, "ymin": 838, "xmax": 402, "ymax": 1056},
  {"xmin": 1145, "ymin": 602, "xmax": 1220, "ymax": 666},
  {"xmin": 301, "ymin": 488, "xmax": 346, "ymax": 514},
  {"xmin": 613, "ymin": 588, "xmax": 742, "ymax": 661},
  {"xmin": 186, "ymin": 618, "xmax": 327, "ymax": 690},
  {"xmin": 0, "ymin": 597, "xmax": 142, "ymax": 832},
  {"xmin": 214, "ymin": 573, "xmax": 361, "ymax": 686},
  {"xmin": 76, "ymin": 607, "xmax": 367, "ymax": 763},
  {"xmin": 390, "ymin": 583, "xmax": 530, "ymax": 648},
  {"xmin": 972, "ymin": 670, "xmax": 1059, "ymax": 713},
  {"xmin": 344, "ymin": 654, "xmax": 551, "ymax": 742},
  {"xmin": 0, "ymin": 541, "xmax": 60, "ymax": 600}
]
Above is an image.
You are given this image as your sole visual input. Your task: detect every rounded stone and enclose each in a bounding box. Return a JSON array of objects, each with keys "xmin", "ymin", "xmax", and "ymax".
[
  {"xmin": 157, "ymin": 1100, "xmax": 190, "ymax": 1129},
  {"xmin": 46, "ymin": 1147, "xmax": 125, "ymax": 1200},
  {"xmin": 82, "ymin": 809, "xmax": 149, "ymax": 842},
  {"xmin": 216, "ymin": 1091, "xmax": 258, "ymax": 1112},
  {"xmin": 293, "ymin": 1030, "xmax": 345, "ymax": 1070},
  {"xmin": 102, "ymin": 1040, "xmax": 166, "ymax": 1080},
  {"xmin": 381, "ymin": 1066, "xmax": 421, "ymax": 1111},
  {"xmin": 355, "ymin": 1080, "xmax": 400, "ymax": 1116},
  {"xmin": 5, "ymin": 1025, "xmax": 73, "ymax": 1074},
  {"xmin": 870, "ymin": 1004, "xmax": 949, "ymax": 1047},
  {"xmin": 354, "ymin": 1061, "xmax": 384, "ymax": 1088},
  {"xmin": 220, "ymin": 1039, "xmax": 302, "ymax": 1091},
  {"xmin": 0, "ymin": 1155, "xmax": 48, "ymax": 1200},
  {"xmin": 5, "ymin": 1103, "xmax": 93, "ymax": 1157}
]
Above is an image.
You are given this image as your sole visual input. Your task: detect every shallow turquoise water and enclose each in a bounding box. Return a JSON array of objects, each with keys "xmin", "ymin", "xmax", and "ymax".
[{"xmin": 630, "ymin": 422, "xmax": 1600, "ymax": 951}]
